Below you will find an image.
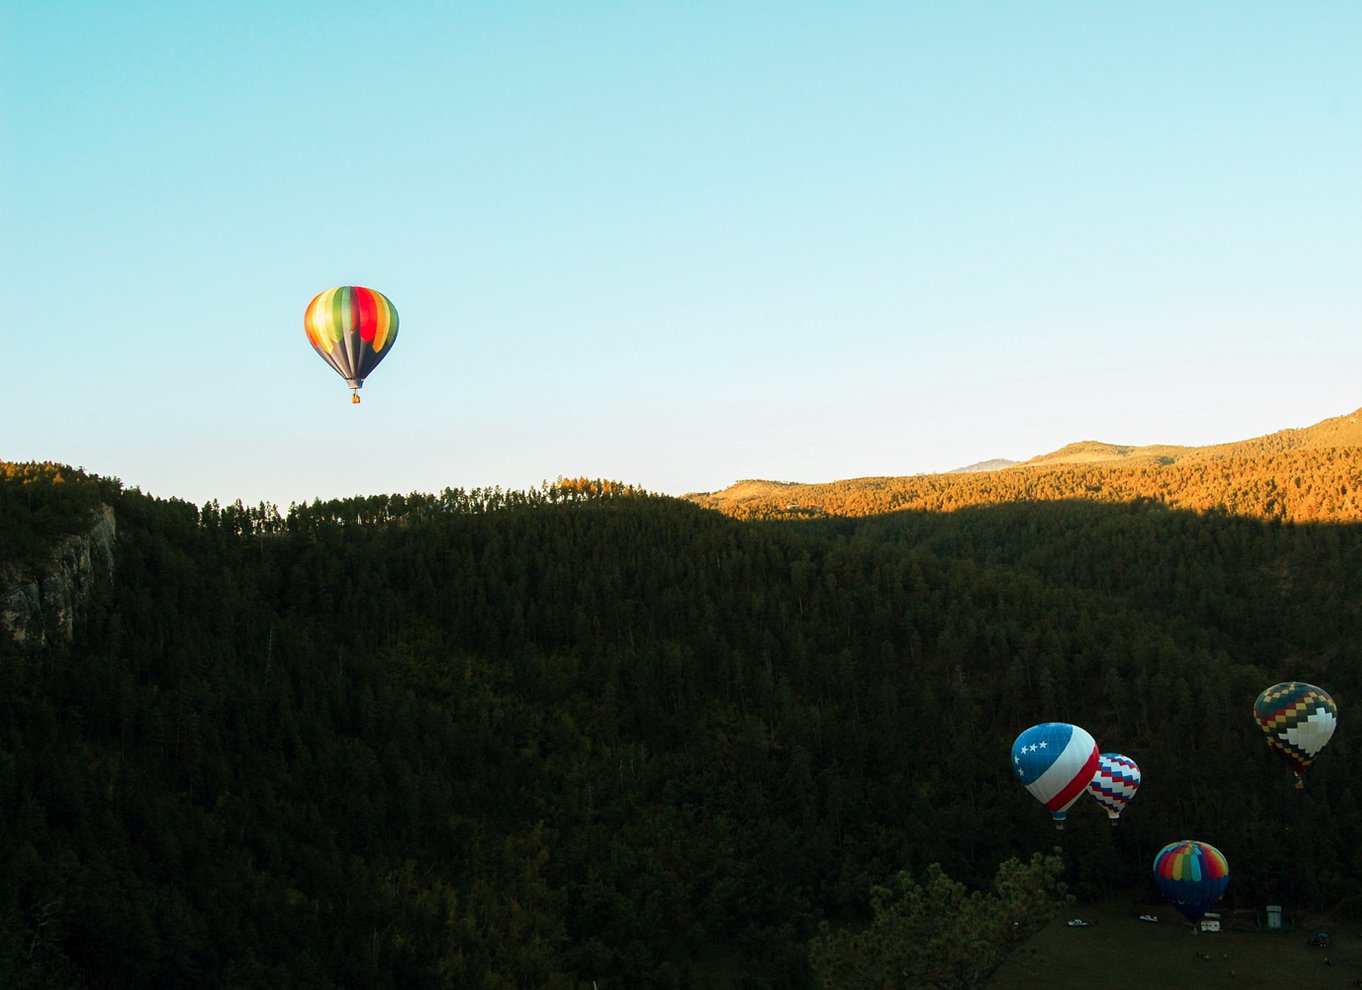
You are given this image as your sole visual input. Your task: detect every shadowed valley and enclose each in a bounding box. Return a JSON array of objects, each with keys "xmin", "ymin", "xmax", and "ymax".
[{"xmin": 2, "ymin": 407, "xmax": 1361, "ymax": 988}]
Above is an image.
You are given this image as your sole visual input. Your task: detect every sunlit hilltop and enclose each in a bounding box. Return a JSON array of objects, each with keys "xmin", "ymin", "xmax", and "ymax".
[{"xmin": 688, "ymin": 405, "xmax": 1362, "ymax": 522}]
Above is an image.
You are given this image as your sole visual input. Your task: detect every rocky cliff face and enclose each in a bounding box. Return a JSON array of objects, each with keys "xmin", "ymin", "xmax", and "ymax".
[{"xmin": 2, "ymin": 505, "xmax": 116, "ymax": 648}]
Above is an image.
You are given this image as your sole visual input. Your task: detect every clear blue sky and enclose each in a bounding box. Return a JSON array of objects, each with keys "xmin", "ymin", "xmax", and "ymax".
[{"xmin": 4, "ymin": 2, "xmax": 1360, "ymax": 507}]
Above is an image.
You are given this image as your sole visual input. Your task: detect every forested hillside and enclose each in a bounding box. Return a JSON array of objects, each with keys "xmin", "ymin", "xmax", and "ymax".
[
  {"xmin": 2, "ymin": 459, "xmax": 1361, "ymax": 988},
  {"xmin": 0, "ymin": 463, "xmax": 115, "ymax": 576}
]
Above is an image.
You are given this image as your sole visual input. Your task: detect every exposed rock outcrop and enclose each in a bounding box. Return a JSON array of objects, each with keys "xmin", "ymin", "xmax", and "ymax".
[{"xmin": 2, "ymin": 505, "xmax": 116, "ymax": 648}]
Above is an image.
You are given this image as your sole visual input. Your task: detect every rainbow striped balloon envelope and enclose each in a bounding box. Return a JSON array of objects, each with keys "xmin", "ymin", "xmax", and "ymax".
[
  {"xmin": 304, "ymin": 286, "xmax": 400, "ymax": 402},
  {"xmin": 1088, "ymin": 753, "xmax": 1140, "ymax": 824},
  {"xmin": 1011, "ymin": 723, "xmax": 1100, "ymax": 828},
  {"xmin": 1253, "ymin": 681, "xmax": 1337, "ymax": 788},
  {"xmin": 1153, "ymin": 840, "xmax": 1229, "ymax": 922}
]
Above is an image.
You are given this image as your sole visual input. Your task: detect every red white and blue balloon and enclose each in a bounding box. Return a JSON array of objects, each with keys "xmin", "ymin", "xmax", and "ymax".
[
  {"xmin": 1088, "ymin": 753, "xmax": 1141, "ymax": 824},
  {"xmin": 1011, "ymin": 723, "xmax": 1100, "ymax": 828}
]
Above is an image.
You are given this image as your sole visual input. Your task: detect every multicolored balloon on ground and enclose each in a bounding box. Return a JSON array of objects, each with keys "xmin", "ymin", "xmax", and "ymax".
[
  {"xmin": 1088, "ymin": 753, "xmax": 1141, "ymax": 824},
  {"xmin": 1253, "ymin": 682, "xmax": 1337, "ymax": 788},
  {"xmin": 1153, "ymin": 840, "xmax": 1229, "ymax": 923},
  {"xmin": 1010, "ymin": 723, "xmax": 1100, "ymax": 828},
  {"xmin": 304, "ymin": 286, "xmax": 400, "ymax": 403}
]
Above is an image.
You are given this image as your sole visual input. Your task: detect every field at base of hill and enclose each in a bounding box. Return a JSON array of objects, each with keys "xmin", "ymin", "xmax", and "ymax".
[{"xmin": 991, "ymin": 903, "xmax": 1359, "ymax": 989}]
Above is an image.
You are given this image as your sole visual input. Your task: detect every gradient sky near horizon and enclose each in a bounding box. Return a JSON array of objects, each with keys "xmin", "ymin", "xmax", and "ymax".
[{"xmin": 4, "ymin": 3, "xmax": 1360, "ymax": 508}]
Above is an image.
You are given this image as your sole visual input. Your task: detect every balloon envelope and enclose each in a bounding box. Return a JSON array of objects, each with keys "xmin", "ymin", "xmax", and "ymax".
[
  {"xmin": 1253, "ymin": 681, "xmax": 1337, "ymax": 785},
  {"xmin": 1153, "ymin": 840, "xmax": 1229, "ymax": 923},
  {"xmin": 304, "ymin": 286, "xmax": 399, "ymax": 398},
  {"xmin": 1088, "ymin": 753, "xmax": 1141, "ymax": 822},
  {"xmin": 1011, "ymin": 723, "xmax": 1100, "ymax": 826}
]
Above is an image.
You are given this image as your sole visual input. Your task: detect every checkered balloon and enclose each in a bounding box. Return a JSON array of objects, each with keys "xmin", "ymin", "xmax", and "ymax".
[
  {"xmin": 1087, "ymin": 753, "xmax": 1140, "ymax": 823},
  {"xmin": 1253, "ymin": 682, "xmax": 1337, "ymax": 788}
]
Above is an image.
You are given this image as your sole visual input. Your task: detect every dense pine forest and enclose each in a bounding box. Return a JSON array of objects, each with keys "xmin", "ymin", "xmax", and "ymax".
[{"xmin": 3, "ymin": 443, "xmax": 1362, "ymax": 987}]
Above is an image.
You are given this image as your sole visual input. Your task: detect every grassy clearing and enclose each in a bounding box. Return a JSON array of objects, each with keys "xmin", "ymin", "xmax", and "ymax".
[{"xmin": 990, "ymin": 903, "xmax": 1362, "ymax": 989}]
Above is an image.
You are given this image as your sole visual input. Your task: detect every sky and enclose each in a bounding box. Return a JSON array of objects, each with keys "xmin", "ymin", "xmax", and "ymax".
[{"xmin": 4, "ymin": 2, "xmax": 1360, "ymax": 508}]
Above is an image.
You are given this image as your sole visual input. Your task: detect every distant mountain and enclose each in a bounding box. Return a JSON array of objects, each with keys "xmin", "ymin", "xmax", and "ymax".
[
  {"xmin": 1019, "ymin": 441, "xmax": 1191, "ymax": 468},
  {"xmin": 947, "ymin": 458, "xmax": 1018, "ymax": 473},
  {"xmin": 688, "ymin": 405, "xmax": 1362, "ymax": 522},
  {"xmin": 1022, "ymin": 407, "xmax": 1362, "ymax": 467}
]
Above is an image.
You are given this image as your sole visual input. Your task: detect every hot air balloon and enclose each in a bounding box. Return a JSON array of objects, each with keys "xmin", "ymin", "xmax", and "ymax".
[
  {"xmin": 1088, "ymin": 753, "xmax": 1141, "ymax": 825},
  {"xmin": 1253, "ymin": 682, "xmax": 1337, "ymax": 788},
  {"xmin": 304, "ymin": 286, "xmax": 400, "ymax": 403},
  {"xmin": 1010, "ymin": 723, "xmax": 1100, "ymax": 828},
  {"xmin": 1153, "ymin": 840, "xmax": 1229, "ymax": 924}
]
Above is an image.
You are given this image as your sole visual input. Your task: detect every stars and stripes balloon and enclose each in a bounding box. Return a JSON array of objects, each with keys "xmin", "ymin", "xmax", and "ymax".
[
  {"xmin": 1153, "ymin": 840, "xmax": 1229, "ymax": 923},
  {"xmin": 1253, "ymin": 681, "xmax": 1337, "ymax": 789},
  {"xmin": 1088, "ymin": 753, "xmax": 1141, "ymax": 825},
  {"xmin": 304, "ymin": 286, "xmax": 400, "ymax": 403},
  {"xmin": 1010, "ymin": 723, "xmax": 1100, "ymax": 828}
]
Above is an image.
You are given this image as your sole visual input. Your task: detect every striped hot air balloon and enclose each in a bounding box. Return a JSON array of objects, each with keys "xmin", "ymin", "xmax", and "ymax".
[
  {"xmin": 1153, "ymin": 840, "xmax": 1229, "ymax": 923},
  {"xmin": 1010, "ymin": 723, "xmax": 1100, "ymax": 828},
  {"xmin": 1088, "ymin": 753, "xmax": 1141, "ymax": 824},
  {"xmin": 1253, "ymin": 681, "xmax": 1337, "ymax": 789},
  {"xmin": 304, "ymin": 286, "xmax": 400, "ymax": 403}
]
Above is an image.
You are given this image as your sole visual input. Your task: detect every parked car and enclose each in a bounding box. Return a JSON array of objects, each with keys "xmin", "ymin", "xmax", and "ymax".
[
  {"xmin": 1138, "ymin": 914, "xmax": 1159, "ymax": 923},
  {"xmin": 1307, "ymin": 932, "xmax": 1330, "ymax": 948},
  {"xmin": 1067, "ymin": 919, "xmax": 1093, "ymax": 928}
]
